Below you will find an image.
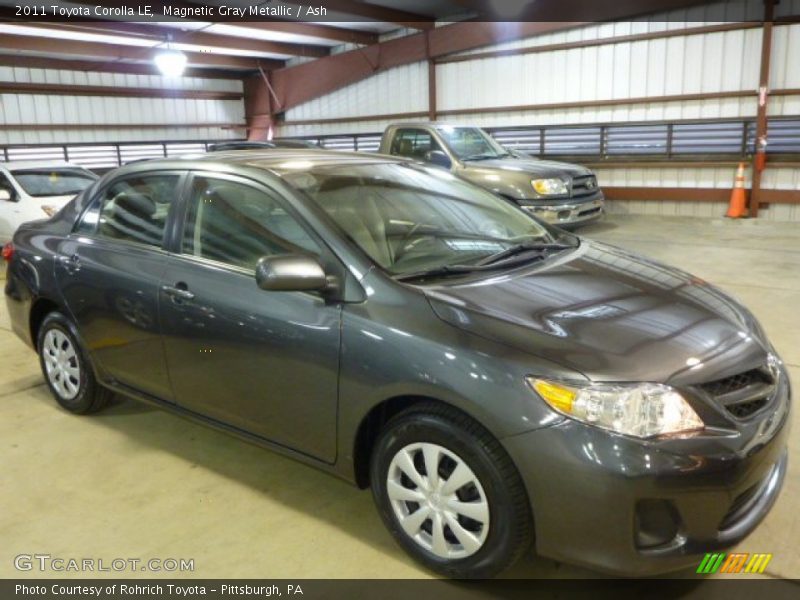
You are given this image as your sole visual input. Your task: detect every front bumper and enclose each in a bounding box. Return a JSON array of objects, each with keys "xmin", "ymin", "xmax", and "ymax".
[
  {"xmin": 501, "ymin": 374, "xmax": 790, "ymax": 576},
  {"xmin": 520, "ymin": 194, "xmax": 605, "ymax": 227}
]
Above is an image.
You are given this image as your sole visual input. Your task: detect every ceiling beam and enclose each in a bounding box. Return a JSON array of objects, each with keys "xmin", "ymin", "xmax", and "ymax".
[
  {"xmin": 449, "ymin": 0, "xmax": 706, "ymax": 20},
  {"xmin": 0, "ymin": 33, "xmax": 284, "ymax": 70},
  {"xmin": 17, "ymin": 21, "xmax": 330, "ymax": 59},
  {"xmin": 0, "ymin": 54, "xmax": 244, "ymax": 79},
  {"xmin": 281, "ymin": 0, "xmax": 435, "ymax": 29},
  {"xmin": 225, "ymin": 21, "xmax": 378, "ymax": 46},
  {"xmin": 85, "ymin": 1, "xmax": 379, "ymax": 42},
  {"xmin": 0, "ymin": 81, "xmax": 242, "ymax": 100},
  {"xmin": 0, "ymin": 122, "xmax": 244, "ymax": 131}
]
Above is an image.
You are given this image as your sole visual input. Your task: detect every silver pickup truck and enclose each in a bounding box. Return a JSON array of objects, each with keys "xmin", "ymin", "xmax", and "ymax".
[{"xmin": 379, "ymin": 123, "xmax": 604, "ymax": 227}]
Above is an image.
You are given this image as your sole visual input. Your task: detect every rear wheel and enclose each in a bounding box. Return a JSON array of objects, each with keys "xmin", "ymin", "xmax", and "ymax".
[
  {"xmin": 370, "ymin": 403, "xmax": 532, "ymax": 578},
  {"xmin": 37, "ymin": 312, "xmax": 110, "ymax": 414}
]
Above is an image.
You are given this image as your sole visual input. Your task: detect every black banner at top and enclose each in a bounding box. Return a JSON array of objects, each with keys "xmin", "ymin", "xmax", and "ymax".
[{"xmin": 0, "ymin": 0, "xmax": 795, "ymax": 24}]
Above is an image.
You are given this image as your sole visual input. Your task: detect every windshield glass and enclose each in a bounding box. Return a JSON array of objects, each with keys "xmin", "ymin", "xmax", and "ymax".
[
  {"xmin": 282, "ymin": 162, "xmax": 561, "ymax": 276},
  {"xmin": 11, "ymin": 168, "xmax": 97, "ymax": 198},
  {"xmin": 436, "ymin": 126, "xmax": 509, "ymax": 161}
]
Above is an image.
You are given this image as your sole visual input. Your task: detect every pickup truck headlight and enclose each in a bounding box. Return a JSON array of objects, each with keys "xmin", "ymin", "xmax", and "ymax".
[
  {"xmin": 527, "ymin": 378, "xmax": 704, "ymax": 438},
  {"xmin": 531, "ymin": 178, "xmax": 568, "ymax": 196}
]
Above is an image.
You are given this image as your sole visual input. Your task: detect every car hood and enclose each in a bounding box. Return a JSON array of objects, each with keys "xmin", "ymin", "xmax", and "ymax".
[
  {"xmin": 460, "ymin": 157, "xmax": 592, "ymax": 178},
  {"xmin": 27, "ymin": 194, "xmax": 76, "ymax": 206},
  {"xmin": 425, "ymin": 240, "xmax": 769, "ymax": 385}
]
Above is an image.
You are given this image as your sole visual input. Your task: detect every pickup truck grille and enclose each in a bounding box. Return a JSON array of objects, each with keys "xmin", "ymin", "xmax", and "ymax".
[
  {"xmin": 697, "ymin": 365, "xmax": 776, "ymax": 420},
  {"xmin": 571, "ymin": 175, "xmax": 598, "ymax": 198}
]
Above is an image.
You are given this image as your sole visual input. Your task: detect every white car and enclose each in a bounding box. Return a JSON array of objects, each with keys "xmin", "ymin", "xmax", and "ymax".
[{"xmin": 0, "ymin": 161, "xmax": 99, "ymax": 244}]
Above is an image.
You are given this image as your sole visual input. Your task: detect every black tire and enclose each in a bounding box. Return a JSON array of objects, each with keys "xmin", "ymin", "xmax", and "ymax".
[
  {"xmin": 37, "ymin": 311, "xmax": 111, "ymax": 414},
  {"xmin": 370, "ymin": 402, "xmax": 532, "ymax": 578}
]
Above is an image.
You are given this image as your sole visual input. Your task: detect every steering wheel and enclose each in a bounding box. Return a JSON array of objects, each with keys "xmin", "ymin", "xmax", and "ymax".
[{"xmin": 394, "ymin": 223, "xmax": 431, "ymax": 261}]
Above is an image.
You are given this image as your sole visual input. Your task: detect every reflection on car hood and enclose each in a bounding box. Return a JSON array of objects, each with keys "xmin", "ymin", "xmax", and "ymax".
[
  {"xmin": 425, "ymin": 241, "xmax": 768, "ymax": 384},
  {"xmin": 460, "ymin": 157, "xmax": 592, "ymax": 178},
  {"xmin": 28, "ymin": 194, "xmax": 76, "ymax": 205}
]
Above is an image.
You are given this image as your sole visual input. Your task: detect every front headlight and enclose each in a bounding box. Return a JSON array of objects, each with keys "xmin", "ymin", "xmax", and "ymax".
[
  {"xmin": 531, "ymin": 178, "xmax": 568, "ymax": 196},
  {"xmin": 527, "ymin": 378, "xmax": 704, "ymax": 438},
  {"xmin": 41, "ymin": 205, "xmax": 58, "ymax": 217}
]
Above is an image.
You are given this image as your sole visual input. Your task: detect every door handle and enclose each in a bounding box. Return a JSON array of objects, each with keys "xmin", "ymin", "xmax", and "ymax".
[
  {"xmin": 162, "ymin": 284, "xmax": 195, "ymax": 301},
  {"xmin": 57, "ymin": 253, "xmax": 81, "ymax": 272}
]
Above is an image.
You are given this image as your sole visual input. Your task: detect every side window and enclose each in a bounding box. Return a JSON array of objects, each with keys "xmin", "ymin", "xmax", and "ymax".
[
  {"xmin": 390, "ymin": 129, "xmax": 443, "ymax": 159},
  {"xmin": 181, "ymin": 176, "xmax": 321, "ymax": 271},
  {"xmin": 0, "ymin": 173, "xmax": 16, "ymax": 199},
  {"xmin": 77, "ymin": 174, "xmax": 179, "ymax": 248}
]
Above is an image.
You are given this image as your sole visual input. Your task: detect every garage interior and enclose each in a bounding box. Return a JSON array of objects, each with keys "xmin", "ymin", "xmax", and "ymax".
[{"xmin": 1, "ymin": 0, "xmax": 799, "ymax": 581}]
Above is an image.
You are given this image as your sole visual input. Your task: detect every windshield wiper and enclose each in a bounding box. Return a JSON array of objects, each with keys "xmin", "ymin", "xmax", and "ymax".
[
  {"xmin": 474, "ymin": 240, "xmax": 577, "ymax": 266},
  {"xmin": 461, "ymin": 152, "xmax": 509, "ymax": 161},
  {"xmin": 394, "ymin": 264, "xmax": 480, "ymax": 282}
]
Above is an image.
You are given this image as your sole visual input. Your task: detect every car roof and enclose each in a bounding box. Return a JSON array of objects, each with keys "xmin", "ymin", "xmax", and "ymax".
[
  {"xmin": 386, "ymin": 122, "xmax": 475, "ymax": 128},
  {"xmin": 112, "ymin": 149, "xmax": 407, "ymax": 177},
  {"xmin": 0, "ymin": 161, "xmax": 86, "ymax": 171},
  {"xmin": 208, "ymin": 141, "xmax": 275, "ymax": 148}
]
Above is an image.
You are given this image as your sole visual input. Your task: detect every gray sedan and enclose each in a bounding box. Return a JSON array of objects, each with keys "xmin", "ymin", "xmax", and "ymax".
[{"xmin": 3, "ymin": 150, "xmax": 789, "ymax": 577}]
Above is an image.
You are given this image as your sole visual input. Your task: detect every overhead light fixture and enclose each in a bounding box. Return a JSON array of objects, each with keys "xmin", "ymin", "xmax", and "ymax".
[{"xmin": 154, "ymin": 37, "xmax": 187, "ymax": 77}]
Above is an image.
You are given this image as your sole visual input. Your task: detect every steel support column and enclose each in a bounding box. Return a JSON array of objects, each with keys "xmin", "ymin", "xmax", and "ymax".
[
  {"xmin": 750, "ymin": 0, "xmax": 776, "ymax": 218},
  {"xmin": 243, "ymin": 72, "xmax": 274, "ymax": 141}
]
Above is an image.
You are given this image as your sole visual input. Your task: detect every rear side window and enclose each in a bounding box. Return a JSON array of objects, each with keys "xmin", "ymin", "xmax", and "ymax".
[
  {"xmin": 76, "ymin": 174, "xmax": 180, "ymax": 248},
  {"xmin": 0, "ymin": 172, "xmax": 16, "ymax": 199},
  {"xmin": 389, "ymin": 129, "xmax": 443, "ymax": 159},
  {"xmin": 181, "ymin": 176, "xmax": 320, "ymax": 271}
]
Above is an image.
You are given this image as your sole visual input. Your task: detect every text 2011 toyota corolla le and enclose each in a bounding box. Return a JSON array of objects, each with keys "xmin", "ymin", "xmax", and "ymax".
[{"xmin": 3, "ymin": 150, "xmax": 790, "ymax": 578}]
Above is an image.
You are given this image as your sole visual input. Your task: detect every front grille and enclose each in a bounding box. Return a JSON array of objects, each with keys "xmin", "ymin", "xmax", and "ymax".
[
  {"xmin": 697, "ymin": 366, "xmax": 775, "ymax": 420},
  {"xmin": 698, "ymin": 368, "xmax": 772, "ymax": 397},
  {"xmin": 726, "ymin": 397, "xmax": 770, "ymax": 419},
  {"xmin": 570, "ymin": 175, "xmax": 598, "ymax": 198}
]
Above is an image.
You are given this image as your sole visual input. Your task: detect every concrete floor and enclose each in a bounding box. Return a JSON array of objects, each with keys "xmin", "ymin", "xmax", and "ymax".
[{"xmin": 0, "ymin": 215, "xmax": 797, "ymax": 581}]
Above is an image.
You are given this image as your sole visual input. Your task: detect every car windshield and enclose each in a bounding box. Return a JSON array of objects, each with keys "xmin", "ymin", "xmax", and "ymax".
[
  {"xmin": 282, "ymin": 162, "xmax": 570, "ymax": 277},
  {"xmin": 11, "ymin": 168, "xmax": 96, "ymax": 198},
  {"xmin": 436, "ymin": 126, "xmax": 509, "ymax": 161}
]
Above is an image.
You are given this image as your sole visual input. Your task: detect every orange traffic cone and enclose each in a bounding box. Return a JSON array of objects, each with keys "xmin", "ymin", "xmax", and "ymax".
[{"xmin": 725, "ymin": 162, "xmax": 748, "ymax": 218}]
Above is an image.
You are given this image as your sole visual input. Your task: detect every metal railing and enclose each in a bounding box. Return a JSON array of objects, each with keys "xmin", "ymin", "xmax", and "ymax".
[
  {"xmin": 0, "ymin": 140, "xmax": 214, "ymax": 171},
  {"xmin": 2, "ymin": 117, "xmax": 799, "ymax": 171},
  {"xmin": 291, "ymin": 116, "xmax": 800, "ymax": 161}
]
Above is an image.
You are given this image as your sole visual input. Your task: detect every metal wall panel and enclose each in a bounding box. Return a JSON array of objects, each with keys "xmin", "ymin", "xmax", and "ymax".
[
  {"xmin": 436, "ymin": 27, "xmax": 763, "ymax": 115},
  {"xmin": 0, "ymin": 67, "xmax": 244, "ymax": 145},
  {"xmin": 283, "ymin": 61, "xmax": 428, "ymax": 126}
]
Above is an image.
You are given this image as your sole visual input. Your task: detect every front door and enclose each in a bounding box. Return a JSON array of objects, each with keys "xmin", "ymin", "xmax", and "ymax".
[
  {"xmin": 55, "ymin": 172, "xmax": 184, "ymax": 400},
  {"xmin": 159, "ymin": 173, "xmax": 341, "ymax": 462}
]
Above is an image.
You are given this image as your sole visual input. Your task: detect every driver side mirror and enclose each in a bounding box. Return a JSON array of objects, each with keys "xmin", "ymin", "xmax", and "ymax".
[
  {"xmin": 424, "ymin": 150, "xmax": 452, "ymax": 170},
  {"xmin": 255, "ymin": 254, "xmax": 332, "ymax": 293},
  {"xmin": 0, "ymin": 188, "xmax": 14, "ymax": 202}
]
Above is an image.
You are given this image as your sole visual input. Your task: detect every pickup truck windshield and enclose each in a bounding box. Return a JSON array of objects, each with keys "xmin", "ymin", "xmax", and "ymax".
[
  {"xmin": 282, "ymin": 162, "xmax": 564, "ymax": 277},
  {"xmin": 436, "ymin": 126, "xmax": 509, "ymax": 161},
  {"xmin": 11, "ymin": 169, "xmax": 97, "ymax": 198}
]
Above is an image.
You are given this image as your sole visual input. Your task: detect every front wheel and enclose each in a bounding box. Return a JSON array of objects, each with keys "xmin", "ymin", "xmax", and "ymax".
[
  {"xmin": 37, "ymin": 311, "xmax": 111, "ymax": 414},
  {"xmin": 370, "ymin": 403, "xmax": 532, "ymax": 578}
]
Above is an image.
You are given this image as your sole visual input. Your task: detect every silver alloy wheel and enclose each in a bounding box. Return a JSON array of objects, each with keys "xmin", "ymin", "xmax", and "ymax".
[
  {"xmin": 386, "ymin": 442, "xmax": 490, "ymax": 559},
  {"xmin": 42, "ymin": 329, "xmax": 81, "ymax": 401}
]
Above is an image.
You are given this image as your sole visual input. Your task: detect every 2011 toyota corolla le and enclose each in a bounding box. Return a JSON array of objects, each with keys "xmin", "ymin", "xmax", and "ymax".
[{"xmin": 3, "ymin": 150, "xmax": 790, "ymax": 578}]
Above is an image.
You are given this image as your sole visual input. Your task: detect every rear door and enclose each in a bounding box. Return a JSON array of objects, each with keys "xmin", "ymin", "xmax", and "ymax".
[
  {"xmin": 55, "ymin": 171, "xmax": 185, "ymax": 401},
  {"xmin": 158, "ymin": 172, "xmax": 342, "ymax": 462}
]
